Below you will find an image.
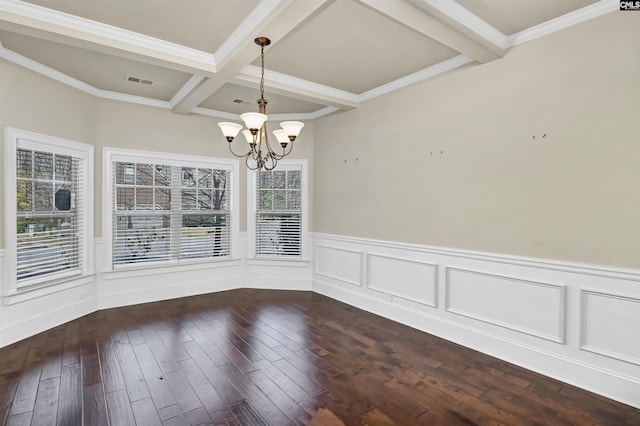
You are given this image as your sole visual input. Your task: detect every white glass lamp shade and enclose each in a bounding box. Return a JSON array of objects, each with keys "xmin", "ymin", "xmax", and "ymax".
[
  {"xmin": 242, "ymin": 129, "xmax": 255, "ymax": 145},
  {"xmin": 272, "ymin": 129, "xmax": 290, "ymax": 146},
  {"xmin": 240, "ymin": 112, "xmax": 267, "ymax": 131},
  {"xmin": 218, "ymin": 122, "xmax": 243, "ymax": 141},
  {"xmin": 280, "ymin": 121, "xmax": 304, "ymax": 140}
]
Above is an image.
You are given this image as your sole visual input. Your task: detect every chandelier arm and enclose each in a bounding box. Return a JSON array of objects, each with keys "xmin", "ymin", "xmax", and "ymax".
[
  {"xmin": 255, "ymin": 127, "xmax": 266, "ymax": 157},
  {"xmin": 261, "ymin": 124, "xmax": 290, "ymax": 160},
  {"xmin": 245, "ymin": 155, "xmax": 260, "ymax": 171},
  {"xmin": 268, "ymin": 142, "xmax": 294, "ymax": 160},
  {"xmin": 262, "ymin": 128, "xmax": 277, "ymax": 156},
  {"xmin": 227, "ymin": 141, "xmax": 252, "ymax": 159}
]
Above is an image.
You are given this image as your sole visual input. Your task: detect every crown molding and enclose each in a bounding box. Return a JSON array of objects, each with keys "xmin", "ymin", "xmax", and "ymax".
[
  {"xmin": 268, "ymin": 106, "xmax": 339, "ymax": 121},
  {"xmin": 170, "ymin": 75, "xmax": 206, "ymax": 108},
  {"xmin": 0, "ymin": 43, "xmax": 97, "ymax": 95},
  {"xmin": 0, "ymin": 44, "xmax": 173, "ymax": 109},
  {"xmin": 191, "ymin": 106, "xmax": 338, "ymax": 122},
  {"xmin": 96, "ymin": 90, "xmax": 172, "ymax": 109},
  {"xmin": 0, "ymin": 0, "xmax": 216, "ymax": 70},
  {"xmin": 190, "ymin": 107, "xmax": 241, "ymax": 121},
  {"xmin": 506, "ymin": 0, "xmax": 618, "ymax": 47},
  {"xmin": 305, "ymin": 106, "xmax": 340, "ymax": 119},
  {"xmin": 358, "ymin": 54, "xmax": 474, "ymax": 102}
]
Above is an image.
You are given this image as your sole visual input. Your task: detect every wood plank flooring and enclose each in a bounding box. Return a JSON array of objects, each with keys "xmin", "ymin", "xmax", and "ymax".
[{"xmin": 1, "ymin": 289, "xmax": 638, "ymax": 425}]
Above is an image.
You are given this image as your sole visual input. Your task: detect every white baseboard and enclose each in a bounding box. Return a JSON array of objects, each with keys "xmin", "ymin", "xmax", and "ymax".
[
  {"xmin": 245, "ymin": 278, "xmax": 312, "ymax": 291},
  {"xmin": 0, "ymin": 297, "xmax": 96, "ymax": 347},
  {"xmin": 98, "ymin": 277, "xmax": 243, "ymax": 310},
  {"xmin": 311, "ymin": 233, "xmax": 640, "ymax": 409}
]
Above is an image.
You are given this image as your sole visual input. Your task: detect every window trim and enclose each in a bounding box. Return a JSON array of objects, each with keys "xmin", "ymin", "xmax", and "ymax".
[
  {"xmin": 102, "ymin": 147, "xmax": 240, "ymax": 272},
  {"xmin": 4, "ymin": 127, "xmax": 94, "ymax": 296},
  {"xmin": 247, "ymin": 159, "xmax": 309, "ymax": 260}
]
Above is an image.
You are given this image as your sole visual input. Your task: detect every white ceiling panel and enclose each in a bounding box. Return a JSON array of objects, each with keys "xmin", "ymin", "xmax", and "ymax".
[
  {"xmin": 258, "ymin": 0, "xmax": 460, "ymax": 94},
  {"xmin": 455, "ymin": 0, "xmax": 600, "ymax": 35},
  {"xmin": 22, "ymin": 0, "xmax": 260, "ymax": 52}
]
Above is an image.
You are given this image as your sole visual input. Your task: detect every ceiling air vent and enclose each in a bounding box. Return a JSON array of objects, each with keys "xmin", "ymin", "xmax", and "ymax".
[{"xmin": 126, "ymin": 76, "xmax": 154, "ymax": 86}]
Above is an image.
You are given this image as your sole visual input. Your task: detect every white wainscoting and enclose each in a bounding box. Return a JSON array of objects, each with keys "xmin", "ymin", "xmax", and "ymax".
[
  {"xmin": 311, "ymin": 233, "xmax": 640, "ymax": 409},
  {"xmin": 0, "ymin": 234, "xmax": 313, "ymax": 348},
  {"xmin": 3, "ymin": 232, "xmax": 640, "ymax": 409},
  {"xmin": 95, "ymin": 236, "xmax": 241, "ymax": 309},
  {"xmin": 0, "ymin": 246, "xmax": 98, "ymax": 348},
  {"xmin": 245, "ymin": 258, "xmax": 312, "ymax": 291}
]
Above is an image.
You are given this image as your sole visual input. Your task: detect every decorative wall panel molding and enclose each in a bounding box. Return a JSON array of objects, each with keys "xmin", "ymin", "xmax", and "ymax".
[
  {"xmin": 367, "ymin": 253, "xmax": 437, "ymax": 307},
  {"xmin": 315, "ymin": 245, "xmax": 364, "ymax": 286},
  {"xmin": 580, "ymin": 290, "xmax": 640, "ymax": 366},
  {"xmin": 445, "ymin": 267, "xmax": 566, "ymax": 343}
]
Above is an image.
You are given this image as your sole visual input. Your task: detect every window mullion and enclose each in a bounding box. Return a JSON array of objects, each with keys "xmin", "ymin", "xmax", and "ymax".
[{"xmin": 170, "ymin": 166, "xmax": 182, "ymax": 261}]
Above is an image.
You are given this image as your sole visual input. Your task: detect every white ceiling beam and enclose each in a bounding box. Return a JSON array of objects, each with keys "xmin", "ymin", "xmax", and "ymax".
[
  {"xmin": 359, "ymin": 0, "xmax": 504, "ymax": 63},
  {"xmin": 406, "ymin": 0, "xmax": 508, "ymax": 54},
  {"xmin": 171, "ymin": 0, "xmax": 334, "ymax": 115},
  {"xmin": 0, "ymin": 0, "xmax": 217, "ymax": 75}
]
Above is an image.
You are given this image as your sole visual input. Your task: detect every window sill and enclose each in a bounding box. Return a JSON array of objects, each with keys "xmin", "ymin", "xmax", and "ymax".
[
  {"xmin": 102, "ymin": 258, "xmax": 242, "ymax": 280},
  {"xmin": 245, "ymin": 258, "xmax": 311, "ymax": 268},
  {"xmin": 4, "ymin": 273, "xmax": 95, "ymax": 305}
]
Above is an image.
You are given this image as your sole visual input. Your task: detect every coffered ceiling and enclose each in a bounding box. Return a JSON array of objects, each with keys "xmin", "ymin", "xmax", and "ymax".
[{"xmin": 0, "ymin": 0, "xmax": 614, "ymax": 121}]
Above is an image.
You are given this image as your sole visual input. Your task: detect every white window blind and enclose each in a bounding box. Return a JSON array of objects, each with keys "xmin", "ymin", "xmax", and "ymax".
[
  {"xmin": 15, "ymin": 146, "xmax": 83, "ymax": 283},
  {"xmin": 112, "ymin": 161, "xmax": 231, "ymax": 266},
  {"xmin": 180, "ymin": 167, "xmax": 231, "ymax": 260},
  {"xmin": 255, "ymin": 168, "xmax": 302, "ymax": 257}
]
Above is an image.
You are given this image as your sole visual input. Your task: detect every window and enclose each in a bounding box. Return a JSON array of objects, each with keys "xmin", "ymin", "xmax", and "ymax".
[
  {"xmin": 249, "ymin": 160, "xmax": 308, "ymax": 258},
  {"xmin": 105, "ymin": 148, "xmax": 238, "ymax": 269},
  {"xmin": 5, "ymin": 128, "xmax": 93, "ymax": 289}
]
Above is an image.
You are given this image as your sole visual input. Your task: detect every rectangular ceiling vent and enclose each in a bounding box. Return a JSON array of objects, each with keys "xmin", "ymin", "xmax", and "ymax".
[{"xmin": 126, "ymin": 76, "xmax": 154, "ymax": 86}]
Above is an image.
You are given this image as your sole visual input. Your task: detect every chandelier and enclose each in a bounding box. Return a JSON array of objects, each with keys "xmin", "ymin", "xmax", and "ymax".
[{"xmin": 217, "ymin": 37, "xmax": 304, "ymax": 170}]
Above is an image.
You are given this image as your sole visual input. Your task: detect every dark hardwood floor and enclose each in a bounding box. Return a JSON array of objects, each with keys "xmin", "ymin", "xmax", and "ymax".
[{"xmin": 0, "ymin": 289, "xmax": 638, "ymax": 425}]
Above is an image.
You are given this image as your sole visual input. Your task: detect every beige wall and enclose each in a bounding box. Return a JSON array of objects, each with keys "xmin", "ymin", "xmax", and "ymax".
[
  {"xmin": 0, "ymin": 60, "xmax": 314, "ymax": 246},
  {"xmin": 1, "ymin": 12, "xmax": 636, "ymax": 267},
  {"xmin": 313, "ymin": 13, "xmax": 640, "ymax": 269},
  {"xmin": 0, "ymin": 59, "xmax": 96, "ymax": 246}
]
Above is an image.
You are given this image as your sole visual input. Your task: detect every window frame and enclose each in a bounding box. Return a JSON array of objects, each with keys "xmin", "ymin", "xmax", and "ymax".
[
  {"xmin": 103, "ymin": 147, "xmax": 239, "ymax": 272},
  {"xmin": 247, "ymin": 159, "xmax": 309, "ymax": 260},
  {"xmin": 4, "ymin": 127, "xmax": 94, "ymax": 295}
]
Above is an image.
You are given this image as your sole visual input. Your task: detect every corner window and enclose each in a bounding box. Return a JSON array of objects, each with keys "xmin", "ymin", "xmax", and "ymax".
[
  {"xmin": 5, "ymin": 128, "xmax": 93, "ymax": 290},
  {"xmin": 248, "ymin": 160, "xmax": 308, "ymax": 258},
  {"xmin": 104, "ymin": 148, "xmax": 238, "ymax": 269}
]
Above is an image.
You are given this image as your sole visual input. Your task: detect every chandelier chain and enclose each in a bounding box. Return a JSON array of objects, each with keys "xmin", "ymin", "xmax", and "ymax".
[{"xmin": 260, "ymin": 44, "xmax": 265, "ymax": 100}]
